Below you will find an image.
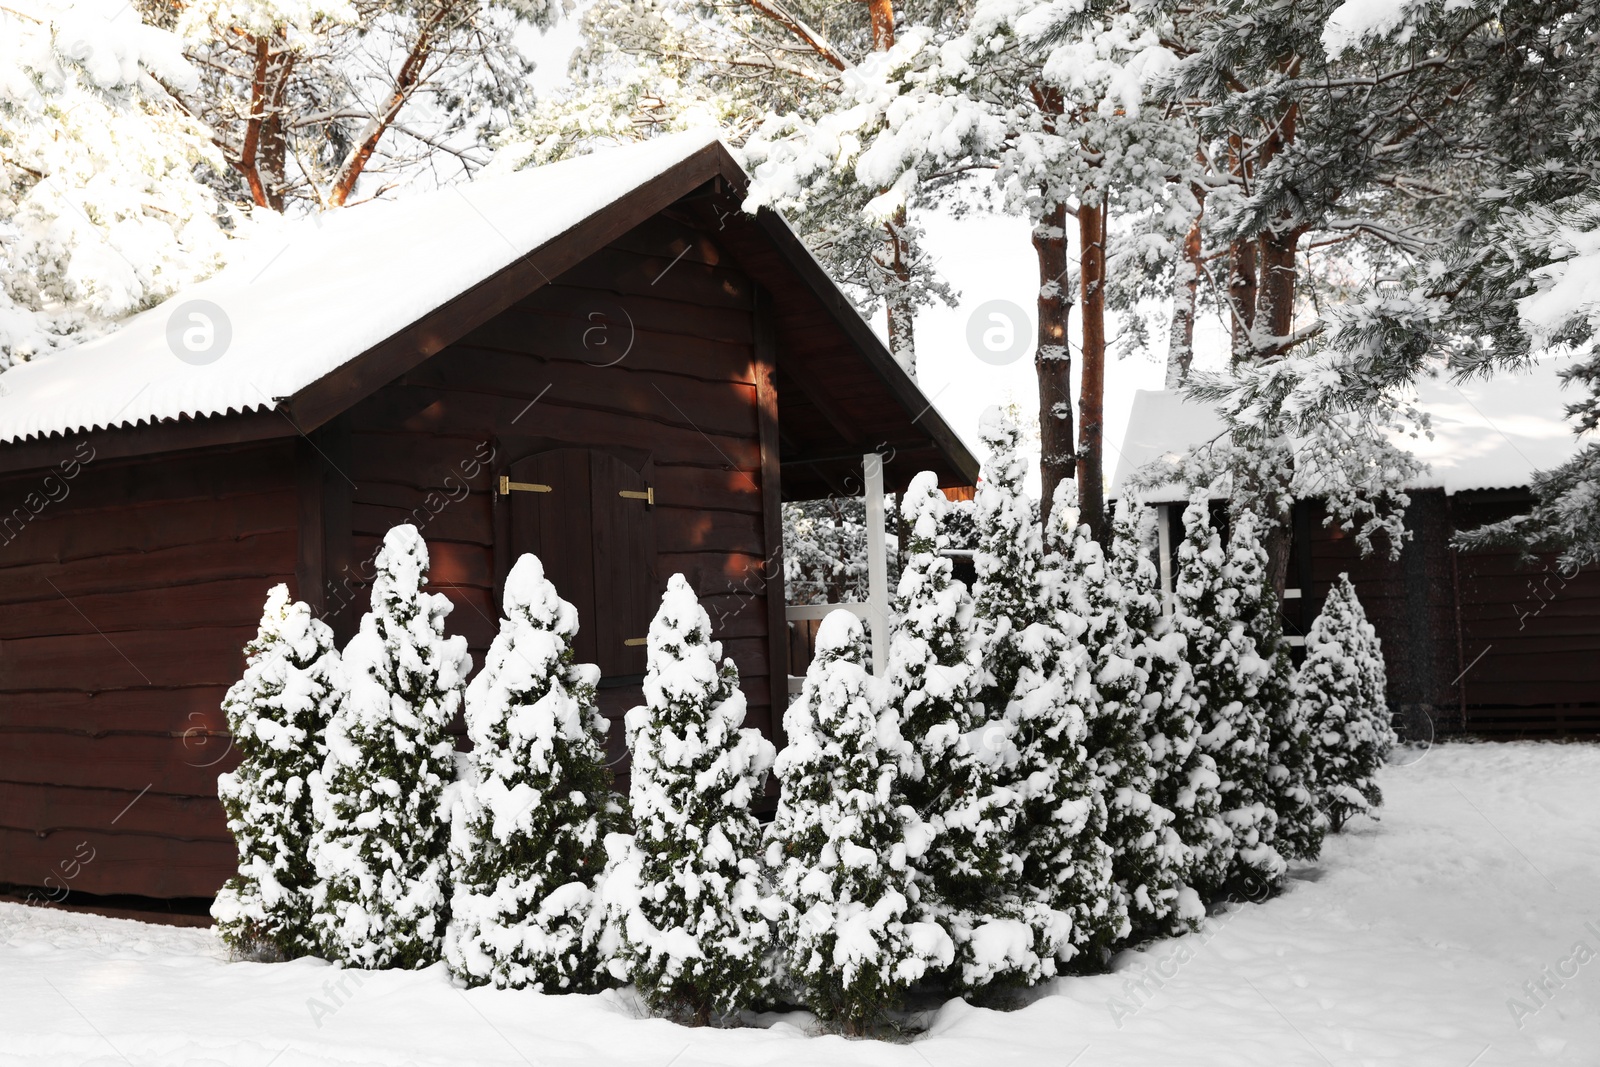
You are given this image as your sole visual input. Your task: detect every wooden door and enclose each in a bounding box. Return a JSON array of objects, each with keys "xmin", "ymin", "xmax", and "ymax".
[{"xmin": 502, "ymin": 448, "xmax": 657, "ymax": 677}]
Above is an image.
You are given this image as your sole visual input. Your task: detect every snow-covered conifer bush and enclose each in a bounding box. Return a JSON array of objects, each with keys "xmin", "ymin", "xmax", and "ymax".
[
  {"xmin": 962, "ymin": 409, "xmax": 1080, "ymax": 987},
  {"xmin": 1230, "ymin": 519, "xmax": 1325, "ymax": 862},
  {"xmin": 604, "ymin": 574, "xmax": 775, "ymax": 1024},
  {"xmin": 213, "ymin": 585, "xmax": 342, "ymax": 959},
  {"xmin": 1050, "ymin": 493, "xmax": 1186, "ymax": 945},
  {"xmin": 312, "ymin": 525, "xmax": 470, "ymax": 969},
  {"xmin": 0, "ymin": 0, "xmax": 230, "ymax": 364},
  {"xmin": 1174, "ymin": 496, "xmax": 1284, "ymax": 898},
  {"xmin": 1006, "ymin": 611, "xmax": 1121, "ymax": 970},
  {"xmin": 769, "ymin": 611, "xmax": 953, "ymax": 1032},
  {"xmin": 445, "ymin": 554, "xmax": 619, "ymax": 991},
  {"xmin": 1296, "ymin": 575, "xmax": 1395, "ymax": 832},
  {"xmin": 884, "ymin": 474, "xmax": 1000, "ymax": 914},
  {"xmin": 972, "ymin": 406, "xmax": 1045, "ymax": 708},
  {"xmin": 884, "ymin": 472, "xmax": 1047, "ymax": 991},
  {"xmin": 1108, "ymin": 503, "xmax": 1210, "ymax": 935}
]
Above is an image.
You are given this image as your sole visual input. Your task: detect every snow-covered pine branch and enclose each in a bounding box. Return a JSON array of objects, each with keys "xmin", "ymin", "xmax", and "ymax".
[
  {"xmin": 0, "ymin": 0, "xmax": 230, "ymax": 365},
  {"xmin": 446, "ymin": 554, "xmax": 621, "ymax": 992}
]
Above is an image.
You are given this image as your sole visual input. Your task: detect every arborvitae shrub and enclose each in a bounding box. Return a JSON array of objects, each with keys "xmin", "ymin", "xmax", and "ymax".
[
  {"xmin": 604, "ymin": 574, "xmax": 775, "ymax": 1024},
  {"xmin": 769, "ymin": 610, "xmax": 953, "ymax": 1033},
  {"xmin": 884, "ymin": 473, "xmax": 1015, "ymax": 967},
  {"xmin": 1075, "ymin": 501, "xmax": 1191, "ymax": 942},
  {"xmin": 1296, "ymin": 574, "xmax": 1395, "ymax": 832},
  {"xmin": 1230, "ymin": 524, "xmax": 1325, "ymax": 863},
  {"xmin": 964, "ymin": 409, "xmax": 1075, "ymax": 988},
  {"xmin": 1173, "ymin": 496, "xmax": 1281, "ymax": 898},
  {"xmin": 312, "ymin": 524, "xmax": 470, "ymax": 968},
  {"xmin": 1109, "ymin": 503, "xmax": 1210, "ymax": 936},
  {"xmin": 213, "ymin": 585, "xmax": 342, "ymax": 960},
  {"xmin": 446, "ymin": 554, "xmax": 619, "ymax": 991}
]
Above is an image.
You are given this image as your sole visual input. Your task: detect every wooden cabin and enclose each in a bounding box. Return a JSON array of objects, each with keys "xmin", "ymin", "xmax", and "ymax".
[
  {"xmin": 1114, "ymin": 368, "xmax": 1600, "ymax": 740},
  {"xmin": 0, "ymin": 133, "xmax": 977, "ymax": 910}
]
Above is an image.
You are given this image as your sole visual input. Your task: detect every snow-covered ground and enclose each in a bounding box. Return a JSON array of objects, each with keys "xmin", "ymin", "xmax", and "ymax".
[{"xmin": 4, "ymin": 741, "xmax": 1598, "ymax": 1066}]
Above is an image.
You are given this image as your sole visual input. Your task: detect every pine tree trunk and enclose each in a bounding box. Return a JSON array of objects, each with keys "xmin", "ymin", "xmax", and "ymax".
[
  {"xmin": 1257, "ymin": 222, "xmax": 1302, "ymax": 357},
  {"xmin": 1077, "ymin": 200, "xmax": 1107, "ymax": 544},
  {"xmin": 1166, "ymin": 189, "xmax": 1204, "ymax": 390},
  {"xmin": 1034, "ymin": 199, "xmax": 1074, "ymax": 529},
  {"xmin": 884, "ymin": 208, "xmax": 916, "ymax": 378},
  {"xmin": 865, "ymin": 0, "xmax": 895, "ymax": 49},
  {"xmin": 1229, "ymin": 238, "xmax": 1258, "ymax": 361}
]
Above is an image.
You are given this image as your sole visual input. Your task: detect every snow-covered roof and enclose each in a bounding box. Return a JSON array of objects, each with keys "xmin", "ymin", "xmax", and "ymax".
[
  {"xmin": 0, "ymin": 131, "xmax": 725, "ymax": 445},
  {"xmin": 1111, "ymin": 357, "xmax": 1586, "ymax": 499}
]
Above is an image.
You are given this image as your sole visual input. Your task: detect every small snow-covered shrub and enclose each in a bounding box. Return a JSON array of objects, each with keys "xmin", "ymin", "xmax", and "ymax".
[
  {"xmin": 888, "ymin": 472, "xmax": 1053, "ymax": 992},
  {"xmin": 604, "ymin": 574, "xmax": 775, "ymax": 1024},
  {"xmin": 446, "ymin": 554, "xmax": 620, "ymax": 991},
  {"xmin": 769, "ymin": 611, "xmax": 953, "ymax": 1032},
  {"xmin": 1296, "ymin": 574, "xmax": 1395, "ymax": 832},
  {"xmin": 312, "ymin": 524, "xmax": 470, "ymax": 969},
  {"xmin": 884, "ymin": 473, "xmax": 1014, "ymax": 967},
  {"xmin": 1174, "ymin": 496, "xmax": 1283, "ymax": 898},
  {"xmin": 1058, "ymin": 498, "xmax": 1189, "ymax": 946},
  {"xmin": 962, "ymin": 410, "xmax": 1079, "ymax": 989},
  {"xmin": 213, "ymin": 585, "xmax": 342, "ymax": 959},
  {"xmin": 1231, "ymin": 524, "xmax": 1325, "ymax": 863},
  {"xmin": 1006, "ymin": 610, "xmax": 1120, "ymax": 970},
  {"xmin": 972, "ymin": 406, "xmax": 1045, "ymax": 710},
  {"xmin": 1109, "ymin": 503, "xmax": 1209, "ymax": 936}
]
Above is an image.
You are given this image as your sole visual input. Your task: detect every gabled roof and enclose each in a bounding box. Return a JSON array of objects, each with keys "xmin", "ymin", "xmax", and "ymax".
[
  {"xmin": 1112, "ymin": 357, "xmax": 1585, "ymax": 500},
  {"xmin": 0, "ymin": 131, "xmax": 978, "ymax": 492}
]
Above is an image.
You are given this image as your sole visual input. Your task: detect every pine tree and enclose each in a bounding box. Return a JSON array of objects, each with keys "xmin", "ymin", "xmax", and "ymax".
[
  {"xmin": 769, "ymin": 611, "xmax": 953, "ymax": 1032},
  {"xmin": 605, "ymin": 574, "xmax": 775, "ymax": 1023},
  {"xmin": 445, "ymin": 554, "xmax": 619, "ymax": 991},
  {"xmin": 1174, "ymin": 495, "xmax": 1286, "ymax": 899},
  {"xmin": 1058, "ymin": 498, "xmax": 1188, "ymax": 944},
  {"xmin": 1108, "ymin": 503, "xmax": 1210, "ymax": 934},
  {"xmin": 1296, "ymin": 575, "xmax": 1395, "ymax": 832},
  {"xmin": 1231, "ymin": 520, "xmax": 1325, "ymax": 863},
  {"xmin": 212, "ymin": 585, "xmax": 342, "ymax": 959},
  {"xmin": 312, "ymin": 524, "xmax": 470, "ymax": 969}
]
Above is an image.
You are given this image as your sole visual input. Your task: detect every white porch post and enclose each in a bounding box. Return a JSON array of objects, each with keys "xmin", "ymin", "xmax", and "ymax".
[
  {"xmin": 864, "ymin": 452, "xmax": 889, "ymax": 675},
  {"xmin": 1156, "ymin": 504, "xmax": 1174, "ymax": 614}
]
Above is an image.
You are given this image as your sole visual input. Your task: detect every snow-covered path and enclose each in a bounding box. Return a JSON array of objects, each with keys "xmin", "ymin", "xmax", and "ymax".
[{"xmin": 3, "ymin": 742, "xmax": 1597, "ymax": 1066}]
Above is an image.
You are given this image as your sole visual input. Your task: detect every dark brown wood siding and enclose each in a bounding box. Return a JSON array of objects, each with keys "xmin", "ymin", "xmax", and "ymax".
[
  {"xmin": 336, "ymin": 214, "xmax": 779, "ymax": 776},
  {"xmin": 1302, "ymin": 490, "xmax": 1600, "ymax": 737},
  {"xmin": 0, "ymin": 440, "xmax": 298, "ymax": 898}
]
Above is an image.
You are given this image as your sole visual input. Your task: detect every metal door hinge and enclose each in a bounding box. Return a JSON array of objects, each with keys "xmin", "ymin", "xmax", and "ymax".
[
  {"xmin": 499, "ymin": 475, "xmax": 553, "ymax": 495},
  {"xmin": 619, "ymin": 487, "xmax": 654, "ymax": 505},
  {"xmin": 623, "ymin": 637, "xmax": 648, "ymax": 647}
]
